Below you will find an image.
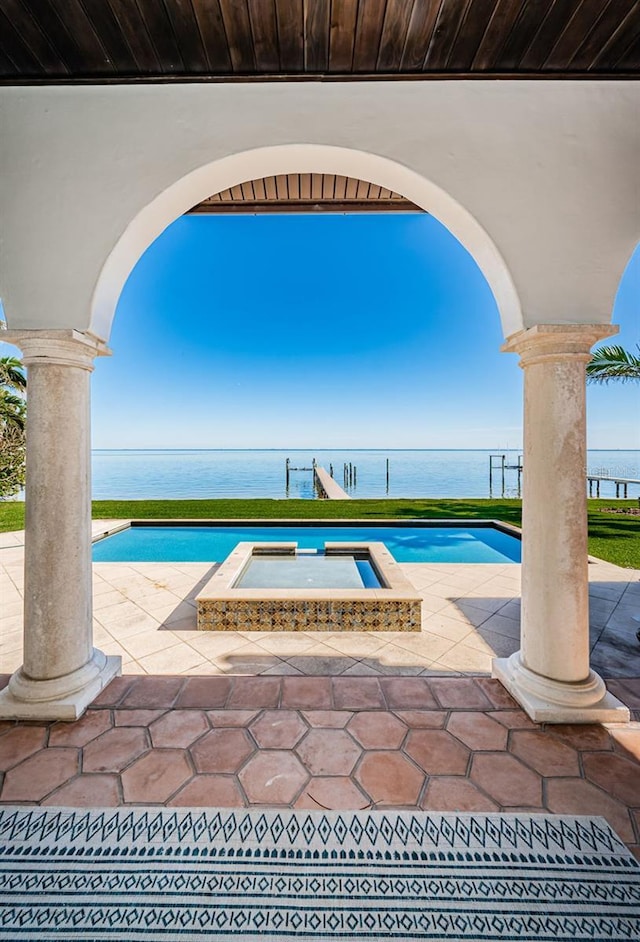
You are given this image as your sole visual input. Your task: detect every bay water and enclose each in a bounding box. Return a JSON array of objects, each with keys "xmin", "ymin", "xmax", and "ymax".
[{"xmin": 91, "ymin": 449, "xmax": 640, "ymax": 500}]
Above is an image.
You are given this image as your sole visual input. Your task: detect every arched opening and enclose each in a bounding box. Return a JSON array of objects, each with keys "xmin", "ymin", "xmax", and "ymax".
[
  {"xmin": 90, "ymin": 145, "xmax": 522, "ymax": 343},
  {"xmin": 1, "ymin": 144, "xmax": 630, "ymax": 729}
]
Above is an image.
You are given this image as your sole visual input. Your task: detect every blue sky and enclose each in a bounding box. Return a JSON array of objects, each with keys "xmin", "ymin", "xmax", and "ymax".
[{"xmin": 3, "ymin": 213, "xmax": 639, "ymax": 450}]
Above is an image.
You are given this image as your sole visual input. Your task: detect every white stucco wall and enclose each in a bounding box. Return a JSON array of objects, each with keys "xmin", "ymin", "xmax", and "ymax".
[{"xmin": 0, "ymin": 81, "xmax": 638, "ymax": 341}]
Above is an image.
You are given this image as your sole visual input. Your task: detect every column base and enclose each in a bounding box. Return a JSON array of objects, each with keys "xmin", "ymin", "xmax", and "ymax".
[
  {"xmin": 0, "ymin": 650, "xmax": 121, "ymax": 721},
  {"xmin": 492, "ymin": 652, "xmax": 630, "ymax": 724}
]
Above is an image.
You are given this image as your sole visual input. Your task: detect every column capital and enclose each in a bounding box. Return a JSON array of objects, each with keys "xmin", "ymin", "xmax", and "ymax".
[
  {"xmin": 1, "ymin": 329, "xmax": 111, "ymax": 371},
  {"xmin": 501, "ymin": 323, "xmax": 618, "ymax": 366}
]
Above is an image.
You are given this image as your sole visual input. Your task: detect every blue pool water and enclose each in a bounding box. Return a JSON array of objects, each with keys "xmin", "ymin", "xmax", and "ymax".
[
  {"xmin": 92, "ymin": 525, "xmax": 521, "ymax": 564},
  {"xmin": 235, "ymin": 555, "xmax": 381, "ymax": 590}
]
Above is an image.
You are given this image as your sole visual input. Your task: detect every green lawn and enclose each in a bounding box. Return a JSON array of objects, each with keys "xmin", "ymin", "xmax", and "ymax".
[{"xmin": 1, "ymin": 498, "xmax": 638, "ymax": 568}]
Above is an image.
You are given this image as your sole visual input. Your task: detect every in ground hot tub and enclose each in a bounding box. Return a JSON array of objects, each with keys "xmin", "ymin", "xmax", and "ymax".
[{"xmin": 196, "ymin": 542, "xmax": 421, "ymax": 632}]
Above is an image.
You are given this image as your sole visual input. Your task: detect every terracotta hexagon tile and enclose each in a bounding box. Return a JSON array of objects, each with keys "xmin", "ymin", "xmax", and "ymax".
[
  {"xmin": 250, "ymin": 711, "xmax": 307, "ymax": 749},
  {"xmin": 582, "ymin": 752, "xmax": 640, "ymax": 806},
  {"xmin": 114, "ymin": 709, "xmax": 167, "ymax": 727},
  {"xmin": 168, "ymin": 775, "xmax": 246, "ymax": 808},
  {"xmin": 121, "ymin": 749, "xmax": 193, "ymax": 803},
  {"xmin": 207, "ymin": 710, "xmax": 259, "ymax": 727},
  {"xmin": 302, "ymin": 711, "xmax": 353, "ymax": 728},
  {"xmin": 83, "ymin": 727, "xmax": 150, "ymax": 773},
  {"xmin": 545, "ymin": 778, "xmax": 635, "ymax": 843},
  {"xmin": 355, "ymin": 752, "xmax": 424, "ymax": 806},
  {"xmin": 421, "ymin": 777, "xmax": 499, "ymax": 813},
  {"xmin": 190, "ymin": 728, "xmax": 254, "ymax": 773},
  {"xmin": 149, "ymin": 710, "xmax": 209, "ymax": 749},
  {"xmin": 226, "ymin": 677, "xmax": 281, "ymax": 710},
  {"xmin": 348, "ymin": 712, "xmax": 407, "ymax": 750},
  {"xmin": 0, "ymin": 726, "xmax": 47, "ymax": 771},
  {"xmin": 174, "ymin": 676, "xmax": 232, "ymax": 709},
  {"xmin": 49, "ymin": 711, "xmax": 113, "ymax": 748},
  {"xmin": 470, "ymin": 754, "xmax": 542, "ymax": 808},
  {"xmin": 42, "ymin": 774, "xmax": 121, "ymax": 807},
  {"xmin": 297, "ymin": 777, "xmax": 370, "ymax": 811},
  {"xmin": 119, "ymin": 676, "xmax": 185, "ymax": 709},
  {"xmin": 239, "ymin": 751, "xmax": 308, "ymax": 804},
  {"xmin": 428, "ymin": 678, "xmax": 493, "ymax": 710},
  {"xmin": 379, "ymin": 678, "xmax": 437, "ymax": 709},
  {"xmin": 393, "ymin": 711, "xmax": 447, "ymax": 729},
  {"xmin": 547, "ymin": 723, "xmax": 614, "ymax": 751},
  {"xmin": 404, "ymin": 730, "xmax": 470, "ymax": 776},
  {"xmin": 1, "ymin": 748, "xmax": 79, "ymax": 801},
  {"xmin": 488, "ymin": 710, "xmax": 536, "ymax": 730},
  {"xmin": 446, "ymin": 713, "xmax": 508, "ymax": 752},
  {"xmin": 296, "ymin": 729, "xmax": 361, "ymax": 776},
  {"xmin": 509, "ymin": 730, "xmax": 580, "ymax": 777},
  {"xmin": 281, "ymin": 677, "xmax": 332, "ymax": 709},
  {"xmin": 332, "ymin": 678, "xmax": 384, "ymax": 710}
]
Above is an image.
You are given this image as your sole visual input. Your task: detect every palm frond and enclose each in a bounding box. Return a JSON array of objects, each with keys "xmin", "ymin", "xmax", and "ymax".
[
  {"xmin": 586, "ymin": 344, "xmax": 640, "ymax": 384},
  {"xmin": 0, "ymin": 356, "xmax": 26, "ymax": 392},
  {"xmin": 0, "ymin": 390, "xmax": 26, "ymax": 432}
]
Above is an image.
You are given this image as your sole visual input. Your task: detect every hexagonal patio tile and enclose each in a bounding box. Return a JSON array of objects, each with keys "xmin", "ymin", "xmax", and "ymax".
[
  {"xmin": 470, "ymin": 753, "xmax": 542, "ymax": 808},
  {"xmin": 168, "ymin": 775, "xmax": 246, "ymax": 808},
  {"xmin": 296, "ymin": 729, "xmax": 361, "ymax": 776},
  {"xmin": 190, "ymin": 728, "xmax": 254, "ymax": 774},
  {"xmin": 239, "ymin": 751, "xmax": 308, "ymax": 804},
  {"xmin": 296, "ymin": 777, "xmax": 371, "ymax": 810},
  {"xmin": 356, "ymin": 752, "xmax": 424, "ymax": 806},
  {"xmin": 582, "ymin": 752, "xmax": 640, "ymax": 807},
  {"xmin": 250, "ymin": 711, "xmax": 307, "ymax": 749},
  {"xmin": 1, "ymin": 748, "xmax": 79, "ymax": 801},
  {"xmin": 404, "ymin": 730, "xmax": 470, "ymax": 776},
  {"xmin": 445, "ymin": 712, "xmax": 508, "ymax": 752},
  {"xmin": 509, "ymin": 730, "xmax": 580, "ymax": 777},
  {"xmin": 0, "ymin": 726, "xmax": 47, "ymax": 771},
  {"xmin": 150, "ymin": 710, "xmax": 209, "ymax": 749},
  {"xmin": 83, "ymin": 727, "xmax": 150, "ymax": 773},
  {"xmin": 421, "ymin": 777, "xmax": 498, "ymax": 813},
  {"xmin": 42, "ymin": 773, "xmax": 120, "ymax": 807},
  {"xmin": 348, "ymin": 712, "xmax": 407, "ymax": 750},
  {"xmin": 121, "ymin": 749, "xmax": 192, "ymax": 803},
  {"xmin": 49, "ymin": 710, "xmax": 113, "ymax": 748}
]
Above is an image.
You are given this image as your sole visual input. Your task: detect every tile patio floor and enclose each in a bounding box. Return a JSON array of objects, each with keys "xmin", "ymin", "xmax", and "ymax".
[{"xmin": 0, "ymin": 523, "xmax": 639, "ymax": 859}]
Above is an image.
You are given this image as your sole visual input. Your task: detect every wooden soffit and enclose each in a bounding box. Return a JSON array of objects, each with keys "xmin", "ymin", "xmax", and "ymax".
[
  {"xmin": 188, "ymin": 174, "xmax": 421, "ymax": 214},
  {"xmin": 1, "ymin": 0, "xmax": 639, "ymax": 84}
]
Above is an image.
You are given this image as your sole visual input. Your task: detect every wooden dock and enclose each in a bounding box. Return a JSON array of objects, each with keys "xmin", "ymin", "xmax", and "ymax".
[
  {"xmin": 587, "ymin": 475, "xmax": 640, "ymax": 498},
  {"xmin": 314, "ymin": 466, "xmax": 351, "ymax": 500}
]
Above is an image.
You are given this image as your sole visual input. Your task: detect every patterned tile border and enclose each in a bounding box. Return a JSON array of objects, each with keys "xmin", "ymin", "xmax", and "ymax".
[{"xmin": 197, "ymin": 542, "xmax": 422, "ymax": 632}]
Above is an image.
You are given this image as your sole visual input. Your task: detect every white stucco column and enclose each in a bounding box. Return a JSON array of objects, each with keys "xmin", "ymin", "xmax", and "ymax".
[
  {"xmin": 0, "ymin": 330, "xmax": 120, "ymax": 720},
  {"xmin": 493, "ymin": 325, "xmax": 629, "ymax": 723}
]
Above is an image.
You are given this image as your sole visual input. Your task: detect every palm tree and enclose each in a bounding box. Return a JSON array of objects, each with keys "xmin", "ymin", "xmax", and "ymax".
[
  {"xmin": 586, "ymin": 344, "xmax": 640, "ymax": 384},
  {"xmin": 0, "ymin": 354, "xmax": 27, "ymax": 498}
]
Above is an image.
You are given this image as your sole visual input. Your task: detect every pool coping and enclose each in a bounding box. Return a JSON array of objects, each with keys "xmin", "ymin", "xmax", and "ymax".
[
  {"xmin": 91, "ymin": 517, "xmax": 524, "ymax": 544},
  {"xmin": 195, "ymin": 541, "xmax": 423, "ymax": 632}
]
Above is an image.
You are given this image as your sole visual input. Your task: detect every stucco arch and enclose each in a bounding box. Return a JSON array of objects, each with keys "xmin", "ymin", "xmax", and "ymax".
[{"xmin": 90, "ymin": 144, "xmax": 522, "ymax": 343}]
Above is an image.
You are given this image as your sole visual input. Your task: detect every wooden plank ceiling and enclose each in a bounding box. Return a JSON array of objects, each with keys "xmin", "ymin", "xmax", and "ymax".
[
  {"xmin": 189, "ymin": 174, "xmax": 420, "ymax": 214},
  {"xmin": 1, "ymin": 0, "xmax": 639, "ymax": 83}
]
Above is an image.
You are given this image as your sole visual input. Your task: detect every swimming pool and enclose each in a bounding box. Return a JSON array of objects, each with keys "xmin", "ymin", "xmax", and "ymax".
[{"xmin": 92, "ymin": 522, "xmax": 521, "ymax": 564}]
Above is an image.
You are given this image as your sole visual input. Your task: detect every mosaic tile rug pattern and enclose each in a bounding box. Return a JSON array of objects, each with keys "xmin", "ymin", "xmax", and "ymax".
[{"xmin": 0, "ymin": 808, "xmax": 638, "ymax": 940}]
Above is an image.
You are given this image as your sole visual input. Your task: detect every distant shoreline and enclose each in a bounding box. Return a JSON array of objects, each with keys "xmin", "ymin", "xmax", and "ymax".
[{"xmin": 91, "ymin": 447, "xmax": 638, "ymax": 453}]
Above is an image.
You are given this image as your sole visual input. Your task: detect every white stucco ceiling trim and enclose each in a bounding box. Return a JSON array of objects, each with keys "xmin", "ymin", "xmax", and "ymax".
[{"xmin": 90, "ymin": 143, "xmax": 523, "ymax": 342}]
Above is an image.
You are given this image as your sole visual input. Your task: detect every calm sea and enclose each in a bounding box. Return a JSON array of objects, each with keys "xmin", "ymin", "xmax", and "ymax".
[{"xmin": 91, "ymin": 449, "xmax": 640, "ymax": 500}]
